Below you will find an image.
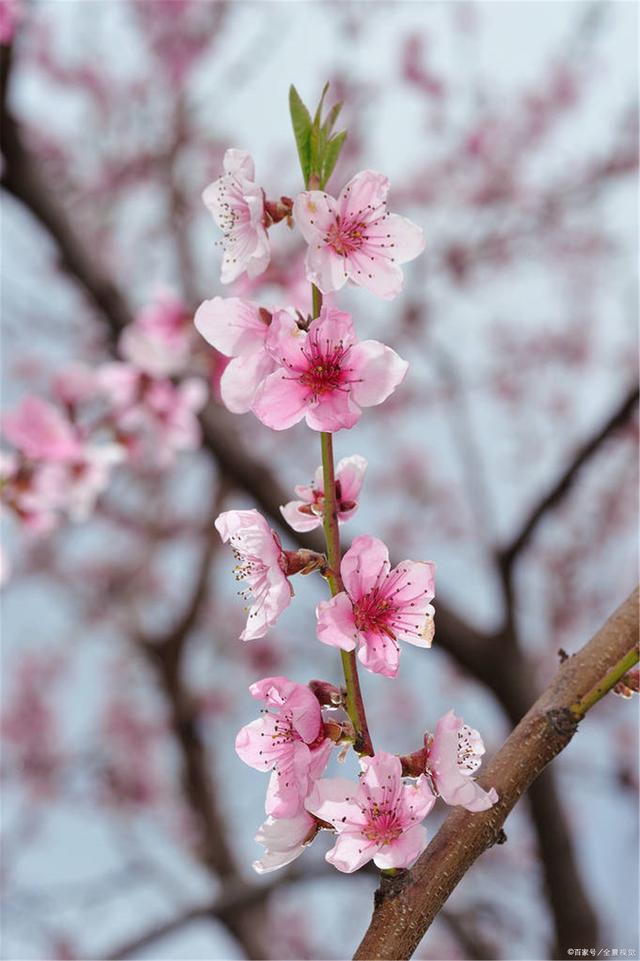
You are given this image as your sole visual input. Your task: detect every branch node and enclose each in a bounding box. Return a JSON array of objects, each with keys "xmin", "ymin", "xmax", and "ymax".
[{"xmin": 544, "ymin": 707, "xmax": 579, "ymax": 739}]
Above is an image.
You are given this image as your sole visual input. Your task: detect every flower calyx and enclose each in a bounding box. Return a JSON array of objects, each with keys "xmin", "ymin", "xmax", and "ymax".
[
  {"xmin": 282, "ymin": 548, "xmax": 328, "ymax": 577},
  {"xmin": 264, "ymin": 196, "xmax": 293, "ymax": 228}
]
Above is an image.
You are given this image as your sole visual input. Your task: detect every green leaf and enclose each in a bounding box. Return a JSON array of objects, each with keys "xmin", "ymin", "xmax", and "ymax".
[
  {"xmin": 321, "ymin": 101, "xmax": 342, "ymax": 138},
  {"xmin": 321, "ymin": 130, "xmax": 347, "ymax": 188},
  {"xmin": 289, "ymin": 85, "xmax": 312, "ymax": 186},
  {"xmin": 313, "ymin": 82, "xmax": 330, "ymax": 127}
]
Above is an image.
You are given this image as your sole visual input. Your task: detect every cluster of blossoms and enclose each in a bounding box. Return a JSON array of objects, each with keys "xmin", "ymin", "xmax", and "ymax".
[
  {"xmin": 197, "ymin": 88, "xmax": 498, "ymax": 876},
  {"xmin": 1, "ymin": 290, "xmax": 207, "ymax": 551}
]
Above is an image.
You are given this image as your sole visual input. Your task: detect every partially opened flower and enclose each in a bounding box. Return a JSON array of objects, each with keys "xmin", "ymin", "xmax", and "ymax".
[
  {"xmin": 215, "ymin": 509, "xmax": 293, "ymax": 641},
  {"xmin": 305, "ymin": 751, "xmax": 435, "ymax": 873},
  {"xmin": 202, "ymin": 149, "xmax": 270, "ymax": 284},
  {"xmin": 194, "ymin": 297, "xmax": 281, "ymax": 414},
  {"xmin": 252, "ymin": 307, "xmax": 407, "ymax": 433},
  {"xmin": 426, "ymin": 710, "xmax": 498, "ymax": 812},
  {"xmin": 293, "ymin": 170, "xmax": 425, "ymax": 299},
  {"xmin": 281, "ymin": 455, "xmax": 367, "ymax": 532},
  {"xmin": 252, "ymin": 811, "xmax": 319, "ymax": 874},
  {"xmin": 316, "ymin": 535, "xmax": 435, "ymax": 677},
  {"xmin": 236, "ymin": 676, "xmax": 333, "ymax": 818}
]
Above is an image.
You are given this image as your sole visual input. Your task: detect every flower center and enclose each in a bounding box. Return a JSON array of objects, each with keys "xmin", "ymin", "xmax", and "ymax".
[
  {"xmin": 362, "ymin": 804, "xmax": 403, "ymax": 844},
  {"xmin": 353, "ymin": 590, "xmax": 397, "ymax": 639},
  {"xmin": 326, "ymin": 215, "xmax": 368, "ymax": 257},
  {"xmin": 297, "ymin": 332, "xmax": 352, "ymax": 398}
]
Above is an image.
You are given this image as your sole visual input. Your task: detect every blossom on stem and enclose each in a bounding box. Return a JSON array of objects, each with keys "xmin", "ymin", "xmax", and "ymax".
[
  {"xmin": 236, "ymin": 676, "xmax": 333, "ymax": 818},
  {"xmin": 316, "ymin": 535, "xmax": 435, "ymax": 677},
  {"xmin": 305, "ymin": 750, "xmax": 435, "ymax": 873},
  {"xmin": 426, "ymin": 710, "xmax": 498, "ymax": 812},
  {"xmin": 252, "ymin": 811, "xmax": 318, "ymax": 874},
  {"xmin": 252, "ymin": 307, "xmax": 407, "ymax": 432},
  {"xmin": 281, "ymin": 455, "xmax": 367, "ymax": 532},
  {"xmin": 202, "ymin": 149, "xmax": 270, "ymax": 284},
  {"xmin": 293, "ymin": 170, "xmax": 425, "ymax": 299},
  {"xmin": 194, "ymin": 297, "xmax": 282, "ymax": 414},
  {"xmin": 215, "ymin": 509, "xmax": 293, "ymax": 641}
]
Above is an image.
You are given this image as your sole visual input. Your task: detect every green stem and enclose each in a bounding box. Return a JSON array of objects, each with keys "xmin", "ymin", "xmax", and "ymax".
[
  {"xmin": 319, "ymin": 427, "xmax": 374, "ymax": 756},
  {"xmin": 569, "ymin": 646, "xmax": 639, "ymax": 718}
]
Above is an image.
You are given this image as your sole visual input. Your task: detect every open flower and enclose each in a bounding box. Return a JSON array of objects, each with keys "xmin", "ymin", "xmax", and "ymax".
[
  {"xmin": 306, "ymin": 751, "xmax": 435, "ymax": 873},
  {"xmin": 316, "ymin": 535, "xmax": 435, "ymax": 678},
  {"xmin": 252, "ymin": 307, "xmax": 407, "ymax": 433},
  {"xmin": 236, "ymin": 676, "xmax": 333, "ymax": 818},
  {"xmin": 426, "ymin": 710, "xmax": 498, "ymax": 812},
  {"xmin": 252, "ymin": 811, "xmax": 319, "ymax": 874},
  {"xmin": 293, "ymin": 170, "xmax": 425, "ymax": 299},
  {"xmin": 215, "ymin": 509, "xmax": 293, "ymax": 641},
  {"xmin": 281, "ymin": 455, "xmax": 367, "ymax": 532},
  {"xmin": 194, "ymin": 297, "xmax": 281, "ymax": 414},
  {"xmin": 202, "ymin": 149, "xmax": 270, "ymax": 284}
]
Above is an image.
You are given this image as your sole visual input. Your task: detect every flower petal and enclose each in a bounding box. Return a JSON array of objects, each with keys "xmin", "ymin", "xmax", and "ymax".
[
  {"xmin": 316, "ymin": 593, "xmax": 358, "ymax": 652},
  {"xmin": 349, "ymin": 340, "xmax": 408, "ymax": 408},
  {"xmin": 252, "ymin": 371, "xmax": 308, "ymax": 431},
  {"xmin": 340, "ymin": 535, "xmax": 391, "ymax": 600},
  {"xmin": 372, "ymin": 823, "xmax": 427, "ymax": 870}
]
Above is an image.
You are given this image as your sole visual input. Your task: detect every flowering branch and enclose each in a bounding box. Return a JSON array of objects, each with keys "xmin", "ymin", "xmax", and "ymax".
[{"xmin": 353, "ymin": 587, "xmax": 639, "ymax": 960}]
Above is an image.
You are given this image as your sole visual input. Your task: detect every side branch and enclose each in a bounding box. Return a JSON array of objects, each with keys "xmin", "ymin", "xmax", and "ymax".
[
  {"xmin": 354, "ymin": 587, "xmax": 639, "ymax": 961},
  {"xmin": 499, "ymin": 384, "xmax": 639, "ymax": 575}
]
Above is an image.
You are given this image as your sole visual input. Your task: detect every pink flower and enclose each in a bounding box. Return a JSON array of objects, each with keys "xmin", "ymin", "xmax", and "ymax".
[
  {"xmin": 52, "ymin": 364, "xmax": 100, "ymax": 407},
  {"xmin": 281, "ymin": 455, "xmax": 367, "ymax": 533},
  {"xmin": 316, "ymin": 535, "xmax": 435, "ymax": 678},
  {"xmin": 0, "ymin": 0, "xmax": 21, "ymax": 44},
  {"xmin": 252, "ymin": 811, "xmax": 318, "ymax": 874},
  {"xmin": 305, "ymin": 751, "xmax": 435, "ymax": 873},
  {"xmin": 120, "ymin": 289, "xmax": 193, "ymax": 377},
  {"xmin": 194, "ymin": 297, "xmax": 280, "ymax": 414},
  {"xmin": 426, "ymin": 711, "xmax": 498, "ymax": 812},
  {"xmin": 293, "ymin": 170, "xmax": 425, "ymax": 299},
  {"xmin": 202, "ymin": 149, "xmax": 270, "ymax": 284},
  {"xmin": 236, "ymin": 676, "xmax": 332, "ymax": 818},
  {"xmin": 97, "ymin": 364, "xmax": 207, "ymax": 467},
  {"xmin": 1, "ymin": 396, "xmax": 82, "ymax": 462},
  {"xmin": 215, "ymin": 509, "xmax": 293, "ymax": 641},
  {"xmin": 252, "ymin": 307, "xmax": 407, "ymax": 432}
]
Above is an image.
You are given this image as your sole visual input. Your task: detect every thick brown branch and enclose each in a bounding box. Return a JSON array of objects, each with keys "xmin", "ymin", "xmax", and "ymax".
[{"xmin": 353, "ymin": 587, "xmax": 639, "ymax": 961}]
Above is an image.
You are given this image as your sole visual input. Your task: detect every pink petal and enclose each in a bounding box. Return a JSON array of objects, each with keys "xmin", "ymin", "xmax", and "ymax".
[
  {"xmin": 325, "ymin": 832, "xmax": 376, "ymax": 873},
  {"xmin": 235, "ymin": 716, "xmax": 282, "ymax": 771},
  {"xmin": 252, "ymin": 371, "xmax": 308, "ymax": 431},
  {"xmin": 253, "ymin": 812, "xmax": 316, "ymax": 874},
  {"xmin": 338, "ymin": 170, "xmax": 390, "ymax": 218},
  {"xmin": 346, "ymin": 252, "xmax": 405, "ymax": 299},
  {"xmin": 359, "ymin": 752, "xmax": 403, "ymax": 809},
  {"xmin": 381, "ymin": 213, "xmax": 425, "ymax": 263},
  {"xmin": 305, "ymin": 243, "xmax": 349, "ymax": 294},
  {"xmin": 265, "ymin": 740, "xmax": 312, "ymax": 818},
  {"xmin": 305, "ymin": 777, "xmax": 366, "ymax": 828},
  {"xmin": 293, "ymin": 190, "xmax": 337, "ymax": 245},
  {"xmin": 398, "ymin": 775, "xmax": 437, "ymax": 823},
  {"xmin": 316, "ymin": 593, "xmax": 358, "ymax": 652},
  {"xmin": 308, "ymin": 307, "xmax": 356, "ymax": 351},
  {"xmin": 308, "ymin": 739, "xmax": 333, "ymax": 781},
  {"xmin": 357, "ymin": 631, "xmax": 400, "ymax": 678},
  {"xmin": 372, "ymin": 823, "xmax": 427, "ymax": 871},
  {"xmin": 265, "ymin": 310, "xmax": 307, "ymax": 370},
  {"xmin": 220, "ymin": 351, "xmax": 275, "ymax": 414},
  {"xmin": 280, "ymin": 500, "xmax": 322, "ymax": 533},
  {"xmin": 349, "ymin": 340, "xmax": 408, "ymax": 408},
  {"xmin": 305, "ymin": 390, "xmax": 361, "ymax": 433},
  {"xmin": 194, "ymin": 297, "xmax": 266, "ymax": 357},
  {"xmin": 336, "ymin": 455, "xmax": 367, "ymax": 502},
  {"xmin": 223, "ymin": 148, "xmax": 255, "ymax": 180},
  {"xmin": 340, "ymin": 535, "xmax": 391, "ymax": 600},
  {"xmin": 240, "ymin": 576, "xmax": 291, "ymax": 641}
]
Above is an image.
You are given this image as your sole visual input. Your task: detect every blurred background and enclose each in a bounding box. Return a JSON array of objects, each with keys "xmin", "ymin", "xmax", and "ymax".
[{"xmin": 1, "ymin": 2, "xmax": 638, "ymax": 959}]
